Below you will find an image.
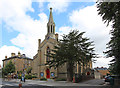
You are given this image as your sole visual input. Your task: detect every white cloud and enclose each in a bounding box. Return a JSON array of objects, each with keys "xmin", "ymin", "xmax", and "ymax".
[
  {"xmin": 92, "ymin": 57, "xmax": 113, "ymax": 68},
  {"xmin": 69, "ymin": 5, "xmax": 111, "ymax": 55},
  {"xmin": 58, "ymin": 4, "xmax": 112, "ymax": 68},
  {"xmin": 47, "ymin": 0, "xmax": 69, "ymax": 13},
  {"xmin": 0, "ymin": 45, "xmax": 22, "ymax": 67},
  {"xmin": 58, "ymin": 26, "xmax": 73, "ymax": 39},
  {"xmin": 0, "ymin": 0, "xmax": 113, "ymax": 69},
  {"xmin": 0, "ymin": 0, "xmax": 48, "ymax": 65}
]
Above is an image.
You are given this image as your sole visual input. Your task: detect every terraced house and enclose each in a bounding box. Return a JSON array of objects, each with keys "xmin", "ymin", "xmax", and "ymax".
[{"xmin": 2, "ymin": 52, "xmax": 33, "ymax": 74}]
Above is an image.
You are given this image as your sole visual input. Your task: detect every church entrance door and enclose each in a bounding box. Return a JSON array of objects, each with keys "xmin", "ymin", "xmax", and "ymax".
[{"xmin": 46, "ymin": 68, "xmax": 50, "ymax": 78}]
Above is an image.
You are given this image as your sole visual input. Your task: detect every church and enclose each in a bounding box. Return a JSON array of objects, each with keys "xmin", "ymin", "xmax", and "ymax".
[
  {"xmin": 32, "ymin": 8, "xmax": 92, "ymax": 79},
  {"xmin": 32, "ymin": 8, "xmax": 59, "ymax": 79}
]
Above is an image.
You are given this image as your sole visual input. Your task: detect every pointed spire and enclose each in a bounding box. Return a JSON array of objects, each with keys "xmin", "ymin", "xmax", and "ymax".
[
  {"xmin": 49, "ymin": 8, "xmax": 54, "ymax": 23},
  {"xmin": 46, "ymin": 7, "xmax": 56, "ymax": 39}
]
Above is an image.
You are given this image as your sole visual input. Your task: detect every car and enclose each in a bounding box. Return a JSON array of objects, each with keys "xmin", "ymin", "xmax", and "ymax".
[
  {"xmin": 105, "ymin": 76, "xmax": 111, "ymax": 82},
  {"xmin": 105, "ymin": 75, "xmax": 120, "ymax": 82}
]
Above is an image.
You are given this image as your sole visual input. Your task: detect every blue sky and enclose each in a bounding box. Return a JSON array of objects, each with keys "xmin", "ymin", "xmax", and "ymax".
[{"xmin": 0, "ymin": 0, "xmax": 113, "ymax": 68}]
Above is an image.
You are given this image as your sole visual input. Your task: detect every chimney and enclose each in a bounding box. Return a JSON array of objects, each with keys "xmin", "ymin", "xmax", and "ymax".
[
  {"xmin": 11, "ymin": 53, "xmax": 15, "ymax": 57},
  {"xmin": 38, "ymin": 39, "xmax": 41, "ymax": 50},
  {"xmin": 18, "ymin": 51, "xmax": 21, "ymax": 57},
  {"xmin": 5, "ymin": 56, "xmax": 7, "ymax": 59},
  {"xmin": 55, "ymin": 33, "xmax": 58, "ymax": 41},
  {"xmin": 22, "ymin": 54, "xmax": 26, "ymax": 57}
]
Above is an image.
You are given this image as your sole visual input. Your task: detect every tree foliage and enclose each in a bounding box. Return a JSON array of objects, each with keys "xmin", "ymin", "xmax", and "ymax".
[
  {"xmin": 2, "ymin": 60, "xmax": 15, "ymax": 76},
  {"xmin": 26, "ymin": 67, "xmax": 32, "ymax": 75},
  {"xmin": 97, "ymin": 1, "xmax": 120, "ymax": 75},
  {"xmin": 46, "ymin": 30, "xmax": 96, "ymax": 81}
]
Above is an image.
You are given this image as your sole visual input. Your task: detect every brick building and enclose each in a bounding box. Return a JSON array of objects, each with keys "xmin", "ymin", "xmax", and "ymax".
[{"xmin": 2, "ymin": 52, "xmax": 33, "ymax": 74}]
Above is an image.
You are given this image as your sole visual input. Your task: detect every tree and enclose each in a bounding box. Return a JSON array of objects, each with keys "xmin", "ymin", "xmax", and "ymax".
[
  {"xmin": 2, "ymin": 60, "xmax": 15, "ymax": 76},
  {"xmin": 97, "ymin": 1, "xmax": 120, "ymax": 75},
  {"xmin": 26, "ymin": 67, "xmax": 32, "ymax": 75},
  {"xmin": 46, "ymin": 30, "xmax": 96, "ymax": 82}
]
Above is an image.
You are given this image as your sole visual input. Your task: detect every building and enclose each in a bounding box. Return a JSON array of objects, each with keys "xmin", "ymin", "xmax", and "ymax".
[
  {"xmin": 94, "ymin": 67, "xmax": 110, "ymax": 79},
  {"xmin": 32, "ymin": 8, "xmax": 92, "ymax": 79},
  {"xmin": 32, "ymin": 8, "xmax": 58, "ymax": 78},
  {"xmin": 2, "ymin": 52, "xmax": 33, "ymax": 74}
]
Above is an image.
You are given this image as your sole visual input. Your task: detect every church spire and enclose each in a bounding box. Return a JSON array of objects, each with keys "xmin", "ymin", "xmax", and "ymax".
[
  {"xmin": 49, "ymin": 8, "xmax": 54, "ymax": 23},
  {"xmin": 47, "ymin": 8, "xmax": 55, "ymax": 34}
]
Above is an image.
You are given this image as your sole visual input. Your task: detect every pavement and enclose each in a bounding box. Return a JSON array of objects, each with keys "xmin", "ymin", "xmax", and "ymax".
[{"xmin": 1, "ymin": 78, "xmax": 120, "ymax": 88}]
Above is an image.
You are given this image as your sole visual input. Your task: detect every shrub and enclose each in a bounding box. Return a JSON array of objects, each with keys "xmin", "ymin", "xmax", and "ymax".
[
  {"xmin": 55, "ymin": 78, "xmax": 66, "ymax": 81},
  {"xmin": 40, "ymin": 78, "xmax": 47, "ymax": 81},
  {"xmin": 25, "ymin": 75, "xmax": 32, "ymax": 79},
  {"xmin": 32, "ymin": 75, "xmax": 37, "ymax": 78},
  {"xmin": 18, "ymin": 75, "xmax": 21, "ymax": 79}
]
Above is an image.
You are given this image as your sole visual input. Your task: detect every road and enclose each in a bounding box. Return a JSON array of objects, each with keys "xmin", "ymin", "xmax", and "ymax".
[{"xmin": 1, "ymin": 78, "xmax": 119, "ymax": 88}]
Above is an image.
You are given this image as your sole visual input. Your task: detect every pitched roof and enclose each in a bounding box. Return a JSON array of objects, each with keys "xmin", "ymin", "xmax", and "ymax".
[
  {"xmin": 2, "ymin": 54, "xmax": 32, "ymax": 61},
  {"xmin": 98, "ymin": 70, "xmax": 110, "ymax": 76}
]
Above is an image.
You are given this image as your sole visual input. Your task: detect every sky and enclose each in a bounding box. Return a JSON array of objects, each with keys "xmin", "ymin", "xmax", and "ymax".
[{"xmin": 0, "ymin": 0, "xmax": 113, "ymax": 68}]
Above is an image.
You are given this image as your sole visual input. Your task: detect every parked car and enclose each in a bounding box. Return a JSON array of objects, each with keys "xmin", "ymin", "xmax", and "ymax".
[
  {"xmin": 105, "ymin": 75, "xmax": 120, "ymax": 82},
  {"xmin": 105, "ymin": 76, "xmax": 111, "ymax": 82}
]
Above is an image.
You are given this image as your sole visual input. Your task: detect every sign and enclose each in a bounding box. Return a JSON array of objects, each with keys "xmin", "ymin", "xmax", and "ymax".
[
  {"xmin": 40, "ymin": 72, "xmax": 44, "ymax": 77},
  {"xmin": 51, "ymin": 72, "xmax": 54, "ymax": 77}
]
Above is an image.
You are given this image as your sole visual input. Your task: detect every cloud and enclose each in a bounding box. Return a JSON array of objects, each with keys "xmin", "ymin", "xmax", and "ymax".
[
  {"xmin": 0, "ymin": 45, "xmax": 22, "ymax": 67},
  {"xmin": 61, "ymin": 5, "xmax": 112, "ymax": 55},
  {"xmin": 58, "ymin": 4, "xmax": 112, "ymax": 68},
  {"xmin": 92, "ymin": 57, "xmax": 113, "ymax": 68},
  {"xmin": 0, "ymin": 0, "xmax": 48, "ymax": 65},
  {"xmin": 0, "ymin": 0, "xmax": 112, "ymax": 68},
  {"xmin": 47, "ymin": 0, "xmax": 69, "ymax": 13}
]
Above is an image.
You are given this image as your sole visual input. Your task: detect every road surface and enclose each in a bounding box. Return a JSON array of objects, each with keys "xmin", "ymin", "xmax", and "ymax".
[{"xmin": 1, "ymin": 78, "xmax": 119, "ymax": 88}]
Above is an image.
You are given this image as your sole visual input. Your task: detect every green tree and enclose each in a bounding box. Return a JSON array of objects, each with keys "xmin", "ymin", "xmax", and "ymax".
[
  {"xmin": 97, "ymin": 1, "xmax": 120, "ymax": 75},
  {"xmin": 46, "ymin": 30, "xmax": 96, "ymax": 82},
  {"xmin": 2, "ymin": 60, "xmax": 15, "ymax": 76},
  {"xmin": 26, "ymin": 67, "xmax": 32, "ymax": 75}
]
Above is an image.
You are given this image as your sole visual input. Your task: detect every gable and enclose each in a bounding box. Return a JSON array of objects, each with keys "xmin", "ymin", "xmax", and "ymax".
[{"xmin": 40, "ymin": 38, "xmax": 57, "ymax": 50}]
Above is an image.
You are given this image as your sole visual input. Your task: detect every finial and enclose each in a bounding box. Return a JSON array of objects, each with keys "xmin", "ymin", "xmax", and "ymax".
[{"xmin": 50, "ymin": 7, "xmax": 52, "ymax": 10}]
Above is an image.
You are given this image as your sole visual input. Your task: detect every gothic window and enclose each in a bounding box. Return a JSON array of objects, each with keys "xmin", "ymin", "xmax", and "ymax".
[
  {"xmin": 53, "ymin": 26, "xmax": 54, "ymax": 33},
  {"xmin": 46, "ymin": 47, "xmax": 50, "ymax": 62},
  {"xmin": 51, "ymin": 25, "xmax": 52, "ymax": 33}
]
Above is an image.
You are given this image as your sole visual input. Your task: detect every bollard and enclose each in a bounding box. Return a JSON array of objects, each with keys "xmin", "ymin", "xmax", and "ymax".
[
  {"xmin": 19, "ymin": 83, "xmax": 22, "ymax": 88},
  {"xmin": 73, "ymin": 77, "xmax": 75, "ymax": 83}
]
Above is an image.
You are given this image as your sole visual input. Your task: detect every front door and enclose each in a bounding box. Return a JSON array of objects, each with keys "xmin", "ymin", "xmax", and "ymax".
[{"xmin": 46, "ymin": 68, "xmax": 50, "ymax": 78}]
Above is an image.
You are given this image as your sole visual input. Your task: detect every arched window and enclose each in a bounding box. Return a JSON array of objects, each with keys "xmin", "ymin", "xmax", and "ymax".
[
  {"xmin": 51, "ymin": 25, "xmax": 52, "ymax": 33},
  {"xmin": 46, "ymin": 47, "xmax": 50, "ymax": 62},
  {"xmin": 53, "ymin": 26, "xmax": 54, "ymax": 33}
]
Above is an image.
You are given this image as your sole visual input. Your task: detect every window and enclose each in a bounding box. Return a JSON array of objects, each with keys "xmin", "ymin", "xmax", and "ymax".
[
  {"xmin": 51, "ymin": 25, "xmax": 52, "ymax": 33},
  {"xmin": 46, "ymin": 47, "xmax": 50, "ymax": 62},
  {"xmin": 5, "ymin": 61, "xmax": 8, "ymax": 65},
  {"xmin": 53, "ymin": 26, "xmax": 54, "ymax": 33}
]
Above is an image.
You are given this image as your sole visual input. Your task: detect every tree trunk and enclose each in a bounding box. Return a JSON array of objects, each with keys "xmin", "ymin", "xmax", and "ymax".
[
  {"xmin": 82, "ymin": 62, "xmax": 85, "ymax": 75},
  {"xmin": 67, "ymin": 63, "xmax": 74, "ymax": 82}
]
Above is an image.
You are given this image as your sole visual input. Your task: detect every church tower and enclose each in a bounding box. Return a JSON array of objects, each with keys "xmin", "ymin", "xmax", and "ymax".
[{"xmin": 46, "ymin": 8, "xmax": 56, "ymax": 39}]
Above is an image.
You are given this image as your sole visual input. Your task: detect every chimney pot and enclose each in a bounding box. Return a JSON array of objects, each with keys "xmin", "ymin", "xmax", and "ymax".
[
  {"xmin": 18, "ymin": 51, "xmax": 21, "ymax": 57},
  {"xmin": 5, "ymin": 56, "xmax": 7, "ymax": 59},
  {"xmin": 11, "ymin": 53, "xmax": 15, "ymax": 57},
  {"xmin": 55, "ymin": 33, "xmax": 58, "ymax": 41}
]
